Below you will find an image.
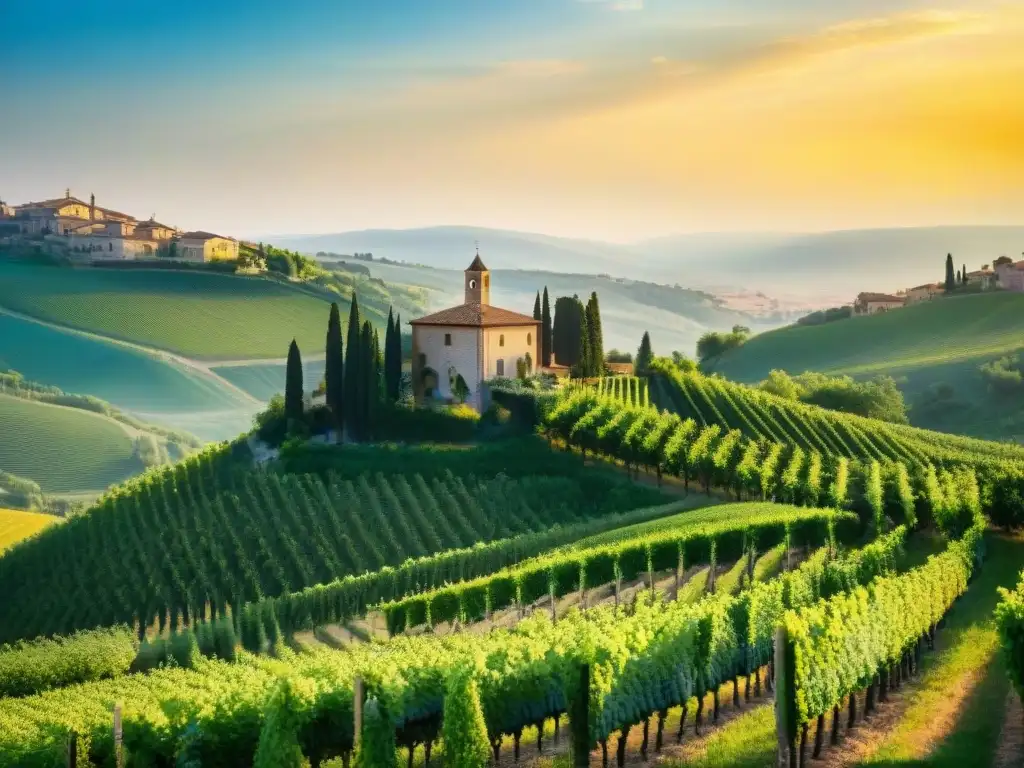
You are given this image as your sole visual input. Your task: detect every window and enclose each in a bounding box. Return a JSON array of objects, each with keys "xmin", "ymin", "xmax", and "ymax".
[
  {"xmin": 469, "ymin": 279, "xmax": 476, "ymax": 289},
  {"xmin": 527, "ymin": 333, "xmax": 532, "ymax": 345},
  {"xmin": 499, "ymin": 334, "xmax": 504, "ymax": 347},
  {"xmin": 444, "ymin": 333, "xmax": 452, "ymax": 346},
  {"xmin": 496, "ymin": 359, "xmax": 504, "ymax": 376},
  {"xmin": 484, "ymin": 275, "xmax": 489, "ymax": 288}
]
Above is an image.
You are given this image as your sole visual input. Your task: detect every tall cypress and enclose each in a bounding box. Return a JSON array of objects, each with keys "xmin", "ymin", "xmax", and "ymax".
[
  {"xmin": 541, "ymin": 287, "xmax": 552, "ymax": 367},
  {"xmin": 533, "ymin": 291, "xmax": 541, "ymax": 321},
  {"xmin": 360, "ymin": 321, "xmax": 376, "ymax": 441},
  {"xmin": 636, "ymin": 331, "xmax": 654, "ymax": 376},
  {"xmin": 552, "ymin": 296, "xmax": 582, "ymax": 368},
  {"xmin": 577, "ymin": 303, "xmax": 592, "ymax": 378},
  {"xmin": 325, "ymin": 303, "xmax": 344, "ymax": 438},
  {"xmin": 343, "ymin": 295, "xmax": 361, "ymax": 438},
  {"xmin": 383, "ymin": 308, "xmax": 396, "ymax": 403},
  {"xmin": 962, "ymin": 263, "xmax": 968, "ymax": 285},
  {"xmin": 284, "ymin": 339, "xmax": 304, "ymax": 423},
  {"xmin": 392, "ymin": 313, "xmax": 403, "ymax": 401},
  {"xmin": 585, "ymin": 291, "xmax": 604, "ymax": 376},
  {"xmin": 945, "ymin": 254, "xmax": 955, "ymax": 291}
]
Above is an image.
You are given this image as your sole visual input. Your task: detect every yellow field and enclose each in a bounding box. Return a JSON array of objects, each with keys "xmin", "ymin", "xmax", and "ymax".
[{"xmin": 0, "ymin": 507, "xmax": 56, "ymax": 553}]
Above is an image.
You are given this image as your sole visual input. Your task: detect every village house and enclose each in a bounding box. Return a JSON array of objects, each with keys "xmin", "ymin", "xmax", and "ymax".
[
  {"xmin": 904, "ymin": 283, "xmax": 944, "ymax": 304},
  {"xmin": 853, "ymin": 292, "xmax": 906, "ymax": 315},
  {"xmin": 995, "ymin": 260, "xmax": 1024, "ymax": 292},
  {"xmin": 177, "ymin": 231, "xmax": 239, "ymax": 262},
  {"xmin": 965, "ymin": 265, "xmax": 996, "ymax": 290},
  {"xmin": 410, "ymin": 252, "xmax": 540, "ymax": 411}
]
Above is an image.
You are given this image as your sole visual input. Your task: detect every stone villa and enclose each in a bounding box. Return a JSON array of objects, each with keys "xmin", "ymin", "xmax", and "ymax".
[
  {"xmin": 410, "ymin": 253, "xmax": 540, "ymax": 411},
  {"xmin": 1, "ymin": 190, "xmax": 237, "ymax": 262}
]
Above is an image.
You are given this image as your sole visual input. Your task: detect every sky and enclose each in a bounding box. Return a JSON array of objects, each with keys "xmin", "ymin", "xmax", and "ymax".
[{"xmin": 1, "ymin": 0, "xmax": 1022, "ymax": 242}]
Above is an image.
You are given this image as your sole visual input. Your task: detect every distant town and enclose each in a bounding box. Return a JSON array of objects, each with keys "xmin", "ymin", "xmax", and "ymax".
[{"xmin": 0, "ymin": 190, "xmax": 240, "ymax": 264}]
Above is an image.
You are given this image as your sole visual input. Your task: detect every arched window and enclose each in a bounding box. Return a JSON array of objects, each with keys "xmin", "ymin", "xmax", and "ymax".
[
  {"xmin": 499, "ymin": 334, "xmax": 505, "ymax": 347},
  {"xmin": 527, "ymin": 333, "xmax": 532, "ymax": 345},
  {"xmin": 496, "ymin": 359, "xmax": 504, "ymax": 376},
  {"xmin": 469, "ymin": 278, "xmax": 477, "ymax": 289}
]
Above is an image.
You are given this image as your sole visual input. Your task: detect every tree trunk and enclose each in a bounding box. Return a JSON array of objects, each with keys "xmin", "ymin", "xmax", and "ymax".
[
  {"xmin": 798, "ymin": 724, "xmax": 809, "ymax": 768},
  {"xmin": 641, "ymin": 717, "xmax": 650, "ymax": 761},
  {"xmin": 424, "ymin": 741, "xmax": 432, "ymax": 767},
  {"xmin": 745, "ymin": 673, "xmax": 752, "ymax": 702},
  {"xmin": 879, "ymin": 668, "xmax": 888, "ymax": 702},
  {"xmin": 847, "ymin": 692, "xmax": 857, "ymax": 729},
  {"xmin": 734, "ymin": 675, "xmax": 742, "ymax": 708},
  {"xmin": 812, "ymin": 714, "xmax": 825, "ymax": 759},
  {"xmin": 677, "ymin": 702, "xmax": 688, "ymax": 743},
  {"xmin": 514, "ymin": 729, "xmax": 521, "ymax": 762},
  {"xmin": 655, "ymin": 709, "xmax": 667, "ymax": 752},
  {"xmin": 695, "ymin": 695, "xmax": 705, "ymax": 736},
  {"xmin": 616, "ymin": 726, "xmax": 630, "ymax": 768},
  {"xmin": 601, "ymin": 740, "xmax": 608, "ymax": 768},
  {"xmin": 831, "ymin": 704, "xmax": 841, "ymax": 746},
  {"xmin": 865, "ymin": 680, "xmax": 876, "ymax": 715},
  {"xmin": 713, "ymin": 689, "xmax": 720, "ymax": 722},
  {"xmin": 537, "ymin": 720, "xmax": 544, "ymax": 754},
  {"xmin": 755, "ymin": 668, "xmax": 762, "ymax": 697}
]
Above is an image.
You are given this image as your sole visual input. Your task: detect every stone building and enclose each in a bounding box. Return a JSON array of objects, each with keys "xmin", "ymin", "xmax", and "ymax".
[
  {"xmin": 177, "ymin": 231, "xmax": 239, "ymax": 262},
  {"xmin": 410, "ymin": 253, "xmax": 540, "ymax": 411}
]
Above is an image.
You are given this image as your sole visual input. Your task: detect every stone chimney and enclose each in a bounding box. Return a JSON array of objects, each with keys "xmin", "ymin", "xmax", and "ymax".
[{"xmin": 90, "ymin": 194, "xmax": 95, "ymax": 221}]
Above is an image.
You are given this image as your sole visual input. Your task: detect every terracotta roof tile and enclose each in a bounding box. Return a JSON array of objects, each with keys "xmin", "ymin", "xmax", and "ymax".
[
  {"xmin": 410, "ymin": 302, "xmax": 540, "ymax": 328},
  {"xmin": 179, "ymin": 231, "xmax": 234, "ymax": 241},
  {"xmin": 857, "ymin": 292, "xmax": 905, "ymax": 303}
]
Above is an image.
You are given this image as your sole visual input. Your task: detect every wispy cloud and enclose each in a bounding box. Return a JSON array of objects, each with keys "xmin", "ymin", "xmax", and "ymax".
[{"xmin": 578, "ymin": 0, "xmax": 644, "ymax": 11}]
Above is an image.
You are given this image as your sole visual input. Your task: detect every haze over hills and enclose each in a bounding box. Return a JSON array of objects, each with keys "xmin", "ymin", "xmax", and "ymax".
[{"xmin": 271, "ymin": 225, "xmax": 1024, "ymax": 306}]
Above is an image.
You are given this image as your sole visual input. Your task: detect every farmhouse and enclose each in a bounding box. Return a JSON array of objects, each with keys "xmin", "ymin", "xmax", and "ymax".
[
  {"xmin": 177, "ymin": 231, "xmax": 239, "ymax": 262},
  {"xmin": 965, "ymin": 266, "xmax": 995, "ymax": 290},
  {"xmin": 410, "ymin": 252, "xmax": 540, "ymax": 411},
  {"xmin": 904, "ymin": 283, "xmax": 944, "ymax": 304},
  {"xmin": 853, "ymin": 292, "xmax": 905, "ymax": 315}
]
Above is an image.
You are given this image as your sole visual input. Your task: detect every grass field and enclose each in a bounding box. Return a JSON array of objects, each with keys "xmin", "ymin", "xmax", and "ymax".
[
  {"xmin": 213, "ymin": 358, "xmax": 328, "ymax": 402},
  {"xmin": 710, "ymin": 292, "xmax": 1024, "ymax": 441},
  {"xmin": 0, "ymin": 261, "xmax": 372, "ymax": 361},
  {"xmin": 0, "ymin": 508, "xmax": 56, "ymax": 553},
  {"xmin": 0, "ymin": 395, "xmax": 142, "ymax": 493},
  {"xmin": 0, "ymin": 312, "xmax": 252, "ymax": 440}
]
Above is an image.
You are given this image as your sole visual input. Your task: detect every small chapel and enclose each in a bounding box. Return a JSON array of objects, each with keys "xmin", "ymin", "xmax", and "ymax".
[{"xmin": 410, "ymin": 251, "xmax": 540, "ymax": 411}]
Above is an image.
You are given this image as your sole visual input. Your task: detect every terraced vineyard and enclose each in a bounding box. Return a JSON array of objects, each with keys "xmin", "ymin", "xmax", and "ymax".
[
  {"xmin": 646, "ymin": 360, "xmax": 1024, "ymax": 468},
  {"xmin": 0, "ymin": 394, "xmax": 142, "ymax": 493},
  {"xmin": 0, "ymin": 507, "xmax": 56, "ymax": 552},
  {"xmin": 0, "ymin": 443, "xmax": 666, "ymax": 644}
]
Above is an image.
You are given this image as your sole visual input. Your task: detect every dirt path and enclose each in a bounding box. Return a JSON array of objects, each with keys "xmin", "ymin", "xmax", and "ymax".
[{"xmin": 995, "ymin": 689, "xmax": 1024, "ymax": 768}]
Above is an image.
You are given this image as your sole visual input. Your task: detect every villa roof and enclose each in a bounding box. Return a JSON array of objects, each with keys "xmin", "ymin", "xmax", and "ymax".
[
  {"xmin": 136, "ymin": 218, "xmax": 175, "ymax": 231},
  {"xmin": 410, "ymin": 302, "xmax": 540, "ymax": 328},
  {"xmin": 908, "ymin": 283, "xmax": 942, "ymax": 291},
  {"xmin": 179, "ymin": 230, "xmax": 234, "ymax": 241},
  {"xmin": 466, "ymin": 254, "xmax": 488, "ymax": 272},
  {"xmin": 16, "ymin": 196, "xmax": 89, "ymax": 211},
  {"xmin": 857, "ymin": 292, "xmax": 905, "ymax": 304}
]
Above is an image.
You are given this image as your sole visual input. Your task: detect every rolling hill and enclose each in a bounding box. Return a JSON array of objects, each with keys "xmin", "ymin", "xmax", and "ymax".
[
  {"xmin": 0, "ymin": 395, "xmax": 144, "ymax": 494},
  {"xmin": 710, "ymin": 292, "xmax": 1024, "ymax": 441},
  {"xmin": 271, "ymin": 224, "xmax": 1024, "ymax": 305}
]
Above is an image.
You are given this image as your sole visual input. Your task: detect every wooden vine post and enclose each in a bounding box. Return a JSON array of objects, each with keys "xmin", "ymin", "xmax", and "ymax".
[
  {"xmin": 113, "ymin": 703, "xmax": 124, "ymax": 768},
  {"xmin": 773, "ymin": 626, "xmax": 796, "ymax": 768},
  {"xmin": 353, "ymin": 677, "xmax": 366, "ymax": 754},
  {"xmin": 570, "ymin": 664, "xmax": 591, "ymax": 768}
]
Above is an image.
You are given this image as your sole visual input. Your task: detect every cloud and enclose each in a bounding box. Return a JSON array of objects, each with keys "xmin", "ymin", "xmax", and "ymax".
[{"xmin": 578, "ymin": 0, "xmax": 644, "ymax": 11}]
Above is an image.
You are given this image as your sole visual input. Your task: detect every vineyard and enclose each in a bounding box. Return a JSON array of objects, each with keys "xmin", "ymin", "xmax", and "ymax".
[
  {"xmin": 0, "ymin": 516, "xmax": 915, "ymax": 768},
  {"xmin": 0, "ymin": 442, "xmax": 667, "ymax": 644},
  {"xmin": 646, "ymin": 360, "xmax": 1024, "ymax": 467},
  {"xmin": 0, "ymin": 394, "xmax": 143, "ymax": 493}
]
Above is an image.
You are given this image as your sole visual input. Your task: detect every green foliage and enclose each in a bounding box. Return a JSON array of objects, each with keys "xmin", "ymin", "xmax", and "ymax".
[
  {"xmin": 552, "ymin": 295, "xmax": 585, "ymax": 369},
  {"xmin": 441, "ymin": 665, "xmax": 492, "ymax": 768},
  {"xmin": 326, "ymin": 302, "xmax": 345, "ymax": 432},
  {"xmin": 254, "ymin": 678, "xmax": 312, "ymax": 768},
  {"xmin": 0, "ymin": 625, "xmax": 138, "ymax": 698},
  {"xmin": 697, "ymin": 325, "xmax": 750, "ymax": 363},
  {"xmin": 355, "ymin": 698, "xmax": 398, "ymax": 768},
  {"xmin": 979, "ymin": 353, "xmax": 1024, "ymax": 395},
  {"xmin": 782, "ymin": 523, "xmax": 982, "ymax": 736},
  {"xmin": 635, "ymin": 331, "xmax": 654, "ymax": 375},
  {"xmin": 541, "ymin": 287, "xmax": 552, "ymax": 368},
  {"xmin": 995, "ymin": 570, "xmax": 1024, "ymax": 702},
  {"xmin": 585, "ymin": 292, "xmax": 604, "ymax": 377},
  {"xmin": 756, "ymin": 370, "xmax": 908, "ymax": 424}
]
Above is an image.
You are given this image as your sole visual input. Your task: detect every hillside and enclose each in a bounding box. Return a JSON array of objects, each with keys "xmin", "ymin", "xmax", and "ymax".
[
  {"xmin": 710, "ymin": 292, "xmax": 1024, "ymax": 441},
  {"xmin": 271, "ymin": 224, "xmax": 1024, "ymax": 304},
  {"xmin": 0, "ymin": 507, "xmax": 55, "ymax": 553},
  {"xmin": 329, "ymin": 259, "xmax": 772, "ymax": 357},
  {"xmin": 0, "ymin": 394, "xmax": 144, "ymax": 494}
]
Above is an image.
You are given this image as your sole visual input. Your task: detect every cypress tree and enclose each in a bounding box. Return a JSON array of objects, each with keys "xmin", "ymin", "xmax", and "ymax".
[
  {"xmin": 383, "ymin": 308, "xmax": 398, "ymax": 403},
  {"xmin": 577, "ymin": 304, "xmax": 592, "ymax": 378},
  {"xmin": 956, "ymin": 268, "xmax": 961, "ymax": 285},
  {"xmin": 945, "ymin": 254, "xmax": 955, "ymax": 291},
  {"xmin": 586, "ymin": 291, "xmax": 604, "ymax": 376},
  {"xmin": 541, "ymin": 287, "xmax": 552, "ymax": 367},
  {"xmin": 325, "ymin": 303, "xmax": 344, "ymax": 438},
  {"xmin": 962, "ymin": 263, "xmax": 968, "ymax": 285},
  {"xmin": 552, "ymin": 296, "xmax": 583, "ymax": 368},
  {"xmin": 360, "ymin": 321, "xmax": 375, "ymax": 441},
  {"xmin": 284, "ymin": 339, "xmax": 304, "ymax": 423},
  {"xmin": 392, "ymin": 313, "xmax": 403, "ymax": 401},
  {"xmin": 533, "ymin": 291, "xmax": 541, "ymax": 321},
  {"xmin": 343, "ymin": 295, "xmax": 361, "ymax": 438},
  {"xmin": 636, "ymin": 331, "xmax": 654, "ymax": 376}
]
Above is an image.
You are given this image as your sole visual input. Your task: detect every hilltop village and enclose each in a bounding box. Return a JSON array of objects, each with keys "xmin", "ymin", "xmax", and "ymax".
[{"xmin": 0, "ymin": 190, "xmax": 239, "ymax": 263}]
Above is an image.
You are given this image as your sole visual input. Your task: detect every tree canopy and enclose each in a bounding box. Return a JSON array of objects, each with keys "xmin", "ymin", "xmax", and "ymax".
[
  {"xmin": 696, "ymin": 325, "xmax": 750, "ymax": 363},
  {"xmin": 758, "ymin": 369, "xmax": 908, "ymax": 424}
]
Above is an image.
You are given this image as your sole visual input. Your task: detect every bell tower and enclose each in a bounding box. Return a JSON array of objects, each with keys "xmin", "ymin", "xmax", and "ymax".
[{"xmin": 464, "ymin": 244, "xmax": 490, "ymax": 305}]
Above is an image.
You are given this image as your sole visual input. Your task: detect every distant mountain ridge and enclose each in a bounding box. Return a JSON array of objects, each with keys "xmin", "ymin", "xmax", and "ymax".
[{"xmin": 269, "ymin": 225, "xmax": 1024, "ymax": 304}]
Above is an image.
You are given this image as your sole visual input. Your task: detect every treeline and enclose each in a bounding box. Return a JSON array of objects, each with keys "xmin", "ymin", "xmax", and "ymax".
[{"xmin": 758, "ymin": 369, "xmax": 908, "ymax": 424}]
